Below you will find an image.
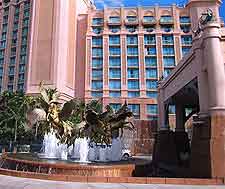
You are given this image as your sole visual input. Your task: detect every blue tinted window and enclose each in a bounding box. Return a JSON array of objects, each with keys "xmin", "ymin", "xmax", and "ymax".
[
  {"xmin": 109, "ymin": 35, "xmax": 120, "ymax": 45},
  {"xmin": 109, "ymin": 26, "xmax": 120, "ymax": 33},
  {"xmin": 109, "ymin": 80, "xmax": 121, "ymax": 89},
  {"xmin": 146, "ymin": 68, "xmax": 157, "ymax": 78},
  {"xmin": 163, "ymin": 57, "xmax": 175, "ymax": 67},
  {"xmin": 162, "ymin": 35, "xmax": 174, "ymax": 44},
  {"xmin": 127, "ymin": 47, "xmax": 138, "ymax": 55},
  {"xmin": 145, "ymin": 47, "xmax": 156, "ymax": 55},
  {"xmin": 109, "ymin": 16, "xmax": 120, "ymax": 23},
  {"xmin": 143, "ymin": 16, "xmax": 155, "ymax": 22},
  {"xmin": 147, "ymin": 104, "xmax": 158, "ymax": 114},
  {"xmin": 160, "ymin": 15, "xmax": 173, "ymax": 22},
  {"xmin": 92, "ymin": 59, "xmax": 103, "ymax": 68},
  {"xmin": 180, "ymin": 16, "xmax": 190, "ymax": 23},
  {"xmin": 146, "ymin": 80, "xmax": 158, "ymax": 89},
  {"xmin": 145, "ymin": 57, "xmax": 157, "ymax": 67},
  {"xmin": 92, "ymin": 70, "xmax": 102, "ymax": 79},
  {"xmin": 92, "ymin": 18, "xmax": 103, "ymax": 25},
  {"xmin": 144, "ymin": 35, "xmax": 156, "ymax": 44},
  {"xmin": 181, "ymin": 35, "xmax": 192, "ymax": 45},
  {"xmin": 92, "ymin": 37, "xmax": 103, "ymax": 46},
  {"xmin": 92, "ymin": 81, "xmax": 103, "ymax": 89},
  {"xmin": 128, "ymin": 68, "xmax": 139, "ymax": 78},
  {"xmin": 163, "ymin": 47, "xmax": 174, "ymax": 55},
  {"xmin": 92, "ymin": 91, "xmax": 103, "ymax": 97},
  {"xmin": 128, "ymin": 80, "xmax": 139, "ymax": 89},
  {"xmin": 109, "ymin": 57, "xmax": 121, "ymax": 67},
  {"xmin": 128, "ymin": 91, "xmax": 140, "ymax": 97},
  {"xmin": 109, "ymin": 91, "xmax": 121, "ymax": 97},
  {"xmin": 127, "ymin": 35, "xmax": 138, "ymax": 44},
  {"xmin": 92, "ymin": 48, "xmax": 103, "ymax": 57},
  {"xmin": 146, "ymin": 91, "xmax": 158, "ymax": 98},
  {"xmin": 127, "ymin": 57, "xmax": 138, "ymax": 67},
  {"xmin": 109, "ymin": 68, "xmax": 121, "ymax": 78},
  {"xmin": 109, "ymin": 47, "xmax": 120, "ymax": 55},
  {"xmin": 182, "ymin": 47, "xmax": 191, "ymax": 56}
]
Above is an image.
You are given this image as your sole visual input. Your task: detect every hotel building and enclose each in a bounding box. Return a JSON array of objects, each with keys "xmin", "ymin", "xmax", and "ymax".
[{"xmin": 0, "ymin": 0, "xmax": 223, "ymax": 121}]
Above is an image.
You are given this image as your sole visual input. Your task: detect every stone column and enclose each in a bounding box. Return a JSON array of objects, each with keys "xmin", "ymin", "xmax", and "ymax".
[
  {"xmin": 153, "ymin": 84, "xmax": 178, "ymax": 165},
  {"xmin": 202, "ymin": 23, "xmax": 225, "ymax": 178},
  {"xmin": 203, "ymin": 24, "xmax": 225, "ymax": 111},
  {"xmin": 175, "ymin": 104, "xmax": 185, "ymax": 132},
  {"xmin": 175, "ymin": 103, "xmax": 190, "ymax": 167},
  {"xmin": 157, "ymin": 85, "xmax": 169, "ymax": 131}
]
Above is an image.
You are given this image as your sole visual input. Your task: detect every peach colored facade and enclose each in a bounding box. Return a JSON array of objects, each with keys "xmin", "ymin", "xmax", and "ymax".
[
  {"xmin": 84, "ymin": 0, "xmax": 223, "ymax": 120},
  {"xmin": 0, "ymin": 0, "xmax": 224, "ymax": 121}
]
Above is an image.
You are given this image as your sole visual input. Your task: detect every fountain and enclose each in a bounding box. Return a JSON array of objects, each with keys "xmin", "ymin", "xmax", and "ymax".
[
  {"xmin": 78, "ymin": 137, "xmax": 89, "ymax": 162},
  {"xmin": 41, "ymin": 133, "xmax": 124, "ymax": 163},
  {"xmin": 0, "ymin": 85, "xmax": 150, "ymax": 178}
]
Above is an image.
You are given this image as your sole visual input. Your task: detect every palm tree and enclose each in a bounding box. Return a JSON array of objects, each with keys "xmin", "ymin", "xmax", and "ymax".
[
  {"xmin": 0, "ymin": 91, "xmax": 34, "ymax": 143},
  {"xmin": 27, "ymin": 82, "xmax": 82, "ymax": 145}
]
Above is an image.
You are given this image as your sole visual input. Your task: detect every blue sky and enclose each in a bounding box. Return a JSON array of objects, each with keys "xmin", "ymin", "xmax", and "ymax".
[{"xmin": 94, "ymin": 0, "xmax": 225, "ymax": 20}]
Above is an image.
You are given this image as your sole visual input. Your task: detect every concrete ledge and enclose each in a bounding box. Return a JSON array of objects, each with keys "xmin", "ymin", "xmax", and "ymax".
[{"xmin": 0, "ymin": 168, "xmax": 224, "ymax": 185}]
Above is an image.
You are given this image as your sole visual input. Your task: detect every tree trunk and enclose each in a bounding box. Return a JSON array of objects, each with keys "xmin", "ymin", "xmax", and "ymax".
[
  {"xmin": 14, "ymin": 119, "xmax": 17, "ymax": 143},
  {"xmin": 35, "ymin": 122, "xmax": 39, "ymax": 140}
]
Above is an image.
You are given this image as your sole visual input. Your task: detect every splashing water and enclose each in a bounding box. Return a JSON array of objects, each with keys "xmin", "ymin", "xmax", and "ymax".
[{"xmin": 41, "ymin": 133, "xmax": 123, "ymax": 162}]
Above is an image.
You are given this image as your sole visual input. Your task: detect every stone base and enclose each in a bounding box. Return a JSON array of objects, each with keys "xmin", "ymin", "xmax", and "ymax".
[
  {"xmin": 190, "ymin": 114, "xmax": 225, "ymax": 179},
  {"xmin": 153, "ymin": 130, "xmax": 178, "ymax": 165},
  {"xmin": 174, "ymin": 131, "xmax": 190, "ymax": 167}
]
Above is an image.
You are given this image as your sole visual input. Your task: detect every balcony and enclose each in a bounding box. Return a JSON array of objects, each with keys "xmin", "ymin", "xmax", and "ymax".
[
  {"xmin": 180, "ymin": 17, "xmax": 191, "ymax": 25},
  {"xmin": 162, "ymin": 40, "xmax": 174, "ymax": 45},
  {"xmin": 107, "ymin": 17, "xmax": 121, "ymax": 26},
  {"xmin": 8, "ymin": 71, "xmax": 15, "ymax": 76},
  {"xmin": 160, "ymin": 16, "xmax": 174, "ymax": 25},
  {"xmin": 181, "ymin": 41, "xmax": 192, "ymax": 46},
  {"xmin": 125, "ymin": 17, "xmax": 138, "ymax": 26},
  {"xmin": 142, "ymin": 16, "xmax": 157, "ymax": 25},
  {"xmin": 92, "ymin": 18, "xmax": 104, "ymax": 26},
  {"xmin": 144, "ymin": 40, "xmax": 156, "ymax": 45}
]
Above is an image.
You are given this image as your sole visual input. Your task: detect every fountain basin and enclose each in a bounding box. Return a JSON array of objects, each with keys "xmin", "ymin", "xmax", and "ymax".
[{"xmin": 0, "ymin": 153, "xmax": 150, "ymax": 177}]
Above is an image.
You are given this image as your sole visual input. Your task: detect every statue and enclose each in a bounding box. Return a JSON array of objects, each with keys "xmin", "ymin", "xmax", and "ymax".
[
  {"xmin": 28, "ymin": 82, "xmax": 134, "ymax": 146},
  {"xmin": 192, "ymin": 9, "xmax": 215, "ymax": 37},
  {"xmin": 81, "ymin": 101, "xmax": 135, "ymax": 145}
]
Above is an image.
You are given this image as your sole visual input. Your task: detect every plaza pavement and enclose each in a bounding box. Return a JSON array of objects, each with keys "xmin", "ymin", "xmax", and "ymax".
[{"xmin": 0, "ymin": 175, "xmax": 224, "ymax": 189}]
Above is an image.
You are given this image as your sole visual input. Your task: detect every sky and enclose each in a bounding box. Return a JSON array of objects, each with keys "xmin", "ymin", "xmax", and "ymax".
[{"xmin": 94, "ymin": 0, "xmax": 225, "ymax": 20}]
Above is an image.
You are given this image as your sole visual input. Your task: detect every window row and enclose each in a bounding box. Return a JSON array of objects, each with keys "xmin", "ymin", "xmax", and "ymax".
[{"xmin": 92, "ymin": 16, "xmax": 190, "ymax": 25}]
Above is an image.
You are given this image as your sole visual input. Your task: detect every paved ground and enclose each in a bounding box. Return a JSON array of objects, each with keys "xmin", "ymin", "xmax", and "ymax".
[{"xmin": 0, "ymin": 175, "xmax": 225, "ymax": 189}]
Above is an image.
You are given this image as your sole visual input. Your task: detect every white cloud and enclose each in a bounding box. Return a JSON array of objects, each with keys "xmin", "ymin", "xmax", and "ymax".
[{"xmin": 95, "ymin": 0, "xmax": 124, "ymax": 8}]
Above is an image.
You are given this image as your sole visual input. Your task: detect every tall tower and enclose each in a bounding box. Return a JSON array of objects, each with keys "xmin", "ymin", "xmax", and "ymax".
[
  {"xmin": 0, "ymin": 0, "xmax": 32, "ymax": 93},
  {"xmin": 25, "ymin": 0, "xmax": 94, "ymax": 100}
]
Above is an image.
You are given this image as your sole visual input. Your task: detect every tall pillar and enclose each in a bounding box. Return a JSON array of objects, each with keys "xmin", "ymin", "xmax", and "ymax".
[
  {"xmin": 203, "ymin": 24, "xmax": 225, "ymax": 111},
  {"xmin": 203, "ymin": 23, "xmax": 225, "ymax": 178},
  {"xmin": 175, "ymin": 103, "xmax": 190, "ymax": 167},
  {"xmin": 157, "ymin": 85, "xmax": 169, "ymax": 131},
  {"xmin": 153, "ymin": 85, "xmax": 178, "ymax": 165},
  {"xmin": 175, "ymin": 104, "xmax": 185, "ymax": 132}
]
